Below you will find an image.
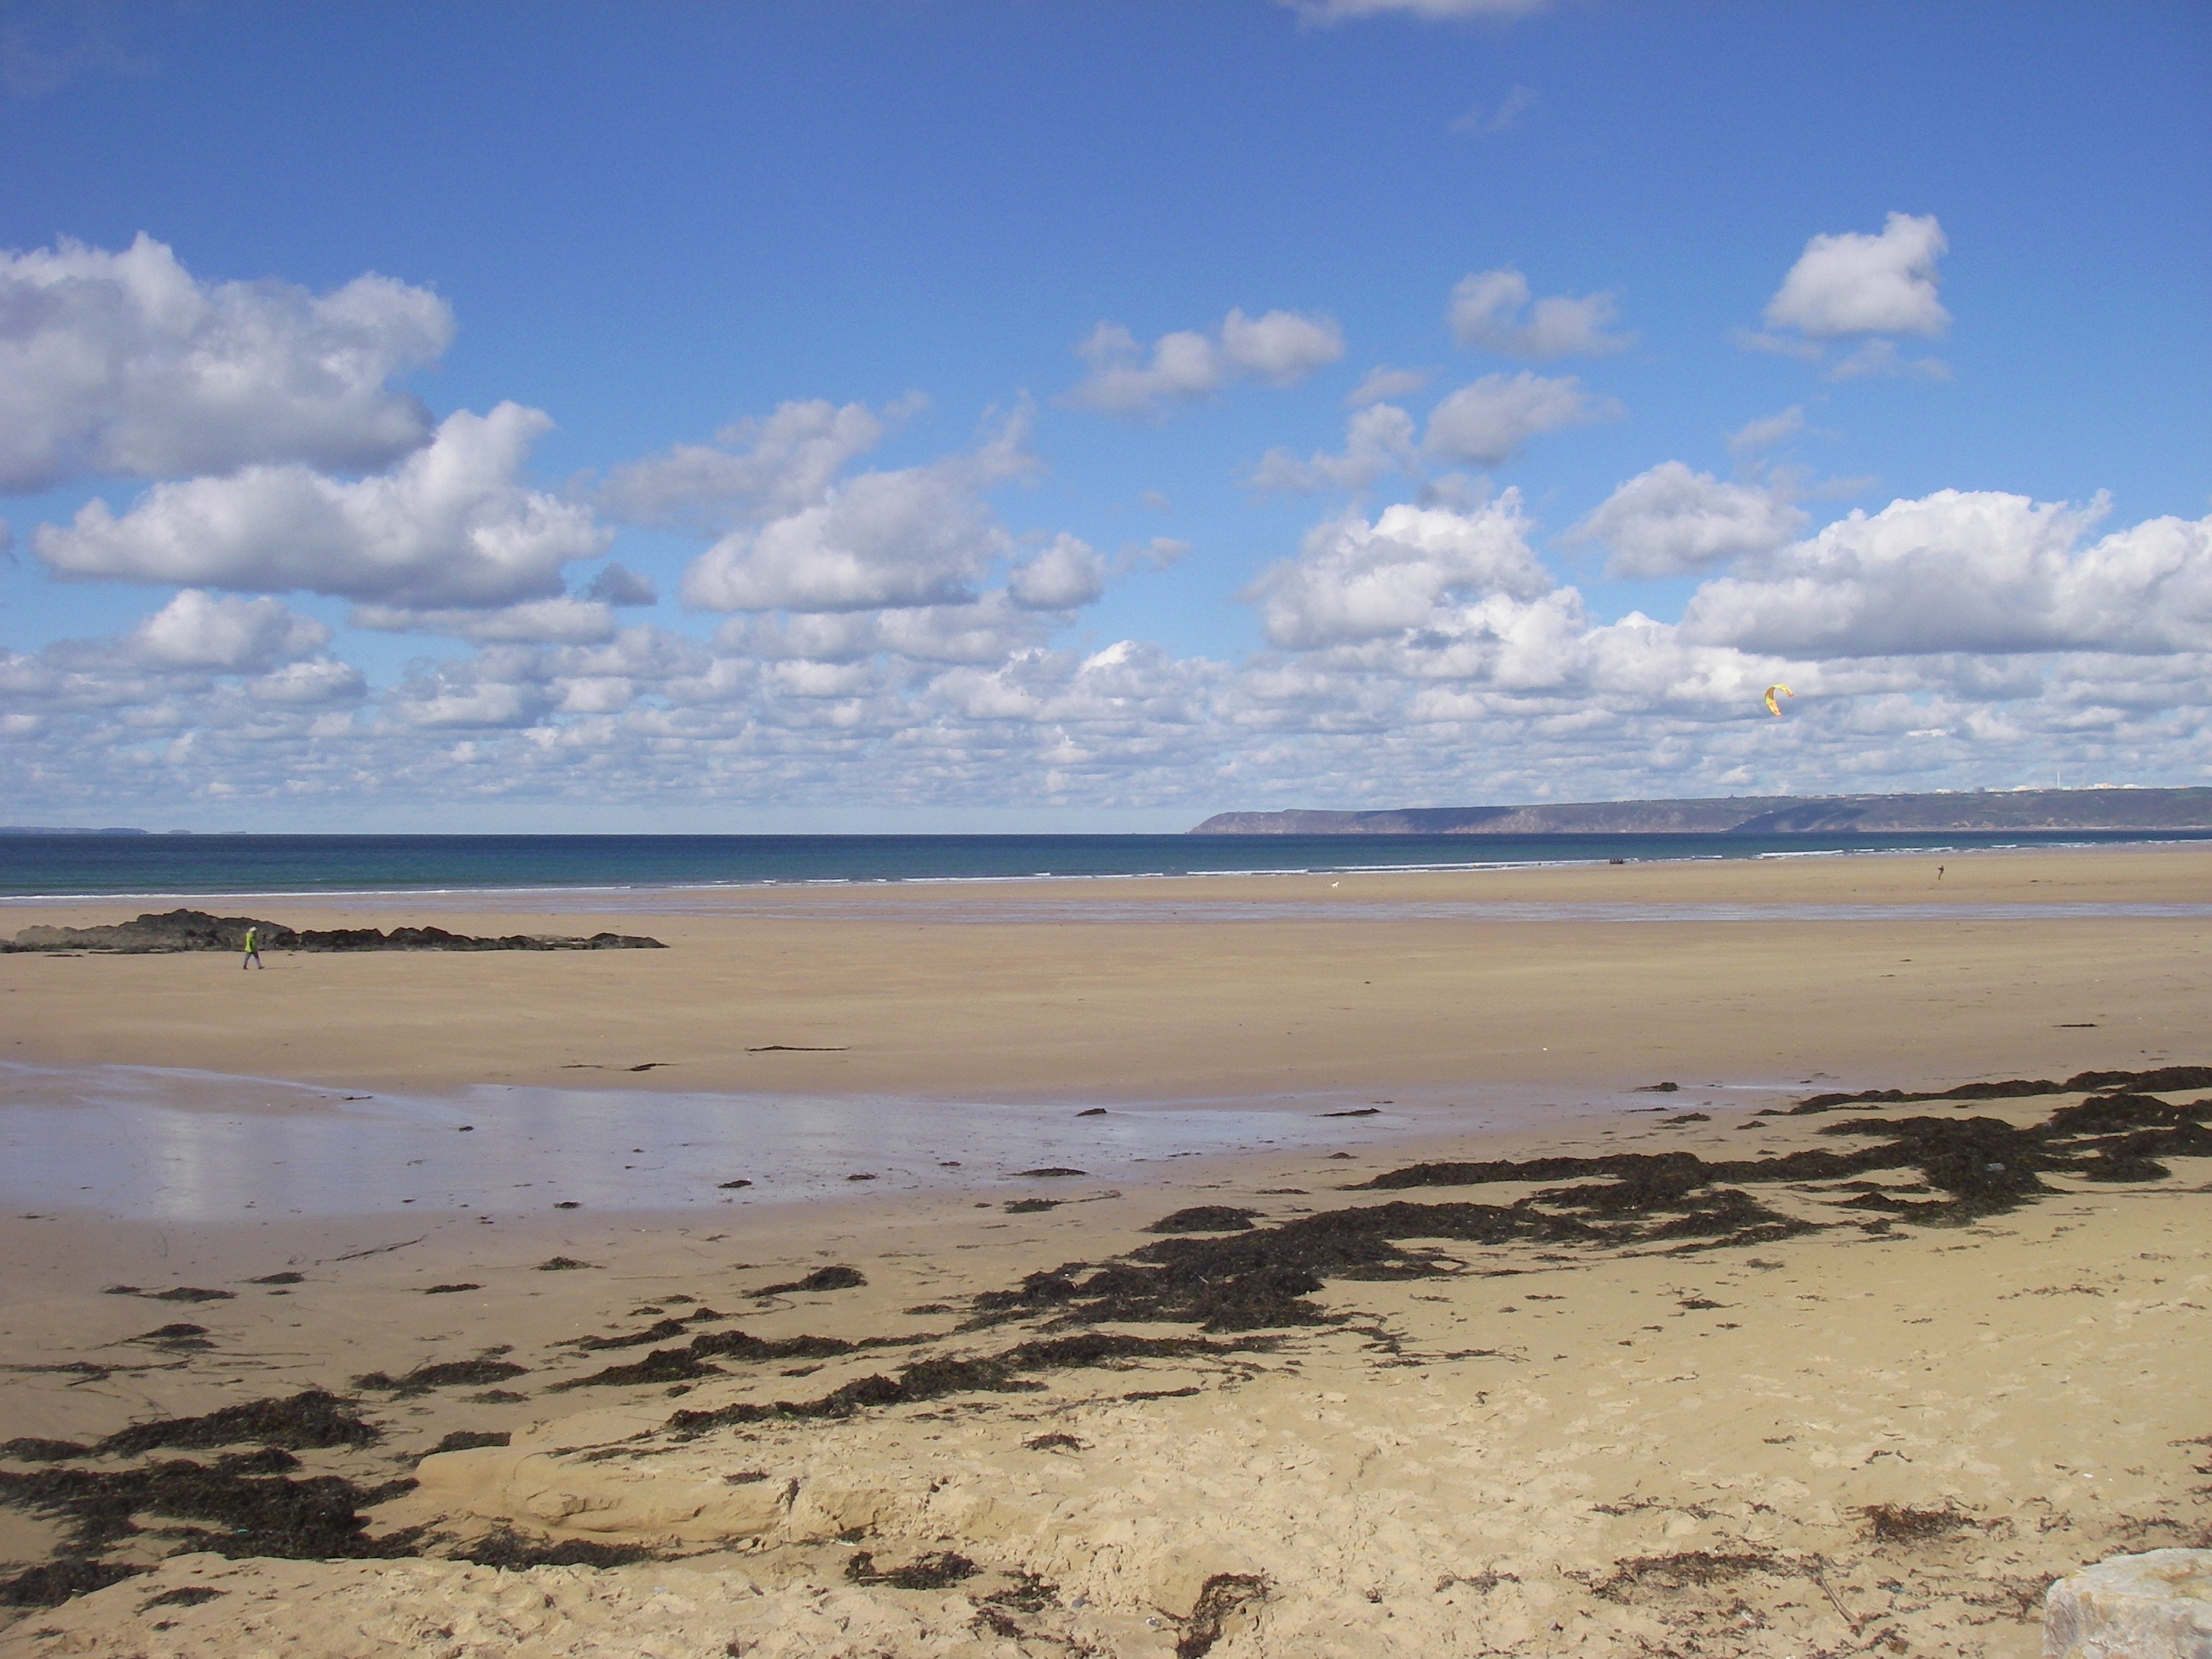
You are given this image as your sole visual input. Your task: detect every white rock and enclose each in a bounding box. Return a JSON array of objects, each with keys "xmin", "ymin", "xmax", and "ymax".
[{"xmin": 2044, "ymin": 1549, "xmax": 2212, "ymax": 1659}]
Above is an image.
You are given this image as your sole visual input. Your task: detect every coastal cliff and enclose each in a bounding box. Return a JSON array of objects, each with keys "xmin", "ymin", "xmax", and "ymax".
[{"xmin": 1189, "ymin": 786, "xmax": 2212, "ymax": 835}]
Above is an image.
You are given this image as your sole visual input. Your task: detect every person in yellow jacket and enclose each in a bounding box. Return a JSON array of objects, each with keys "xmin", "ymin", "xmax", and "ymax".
[{"xmin": 242, "ymin": 925, "xmax": 264, "ymax": 970}]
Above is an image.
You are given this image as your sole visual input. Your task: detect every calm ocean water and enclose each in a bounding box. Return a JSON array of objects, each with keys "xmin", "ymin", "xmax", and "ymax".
[{"xmin": 1, "ymin": 829, "xmax": 2204, "ymax": 900}]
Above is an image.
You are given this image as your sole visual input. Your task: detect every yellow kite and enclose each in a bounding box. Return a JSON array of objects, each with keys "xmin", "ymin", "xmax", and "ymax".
[{"xmin": 1763, "ymin": 684, "xmax": 1794, "ymax": 716}]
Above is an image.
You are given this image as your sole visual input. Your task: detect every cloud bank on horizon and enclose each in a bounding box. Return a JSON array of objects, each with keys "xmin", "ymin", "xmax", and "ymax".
[{"xmin": 1, "ymin": 4, "xmax": 2206, "ymax": 829}]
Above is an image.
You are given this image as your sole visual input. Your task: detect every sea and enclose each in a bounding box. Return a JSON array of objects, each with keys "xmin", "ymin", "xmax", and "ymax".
[{"xmin": 4, "ymin": 827, "xmax": 2208, "ymax": 900}]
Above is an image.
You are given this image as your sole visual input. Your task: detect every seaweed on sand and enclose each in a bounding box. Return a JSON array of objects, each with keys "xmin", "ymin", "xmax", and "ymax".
[
  {"xmin": 971, "ymin": 1201, "xmax": 1599, "ymax": 1334},
  {"xmin": 1352, "ymin": 1084, "xmax": 2212, "ymax": 1226},
  {"xmin": 553, "ymin": 1326, "xmax": 890, "ymax": 1390},
  {"xmin": 1789, "ymin": 1063, "xmax": 2212, "ymax": 1112},
  {"xmin": 351, "ymin": 1359, "xmax": 528, "ymax": 1398},
  {"xmin": 0, "ymin": 1454, "xmax": 419, "ymax": 1599},
  {"xmin": 1146, "ymin": 1207, "xmax": 1259, "ymax": 1233},
  {"xmin": 1176, "ymin": 1573, "xmax": 1269, "ymax": 1659},
  {"xmin": 1861, "ymin": 1503, "xmax": 1988, "ymax": 1542},
  {"xmin": 665, "ymin": 1333, "xmax": 1231, "ymax": 1435},
  {"xmin": 0, "ymin": 1560, "xmax": 144, "ymax": 1606},
  {"xmin": 2, "ymin": 1439, "xmax": 91, "ymax": 1463},
  {"xmin": 140, "ymin": 1585, "xmax": 225, "ymax": 1610},
  {"xmin": 750, "ymin": 1265, "xmax": 866, "ymax": 1296},
  {"xmin": 942, "ymin": 1076, "xmax": 2212, "ymax": 1341},
  {"xmin": 1590, "ymin": 1551, "xmax": 1787, "ymax": 1601},
  {"xmin": 845, "ymin": 1549, "xmax": 979, "ymax": 1589},
  {"xmin": 455, "ymin": 1527, "xmax": 655, "ymax": 1569},
  {"xmin": 104, "ymin": 1285, "xmax": 233, "ymax": 1303},
  {"xmin": 96, "ymin": 1390, "xmax": 379, "ymax": 1457}
]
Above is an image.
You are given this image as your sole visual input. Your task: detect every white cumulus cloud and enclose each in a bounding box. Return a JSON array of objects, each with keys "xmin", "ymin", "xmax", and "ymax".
[
  {"xmin": 681, "ymin": 413, "xmax": 1033, "ymax": 614},
  {"xmin": 1571, "ymin": 462, "xmax": 1809, "ymax": 579},
  {"xmin": 1683, "ymin": 491, "xmax": 2212, "ymax": 657},
  {"xmin": 1249, "ymin": 493, "xmax": 1552, "ymax": 649},
  {"xmin": 1345, "ymin": 366, "xmax": 1430, "ymax": 408},
  {"xmin": 1250, "ymin": 403, "xmax": 1421, "ymax": 493},
  {"xmin": 1066, "ymin": 307, "xmax": 1344, "ymax": 418},
  {"xmin": 1424, "ymin": 372, "xmax": 1619, "ymax": 467},
  {"xmin": 0, "ymin": 233, "xmax": 451, "ymax": 493},
  {"xmin": 1448, "ymin": 269, "xmax": 1630, "ymax": 359},
  {"xmin": 248, "ymin": 658, "xmax": 366, "ymax": 705},
  {"xmin": 1008, "ymin": 534, "xmax": 1108, "ymax": 610},
  {"xmin": 353, "ymin": 595, "xmax": 621, "ymax": 646},
  {"xmin": 129, "ymin": 588, "xmax": 331, "ymax": 672},
  {"xmin": 595, "ymin": 396, "xmax": 917, "ymax": 531},
  {"xmin": 34, "ymin": 403, "xmax": 608, "ymax": 608},
  {"xmin": 1763, "ymin": 212, "xmax": 1950, "ymax": 339}
]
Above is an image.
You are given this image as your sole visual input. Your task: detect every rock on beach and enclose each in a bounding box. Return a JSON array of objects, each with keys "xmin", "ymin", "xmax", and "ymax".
[{"xmin": 2045, "ymin": 1550, "xmax": 2212, "ymax": 1659}]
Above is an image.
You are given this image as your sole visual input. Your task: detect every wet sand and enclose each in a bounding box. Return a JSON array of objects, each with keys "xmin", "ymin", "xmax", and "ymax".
[
  {"xmin": 4, "ymin": 843, "xmax": 2210, "ymax": 1102},
  {"xmin": 1, "ymin": 843, "xmax": 2208, "ymax": 1656}
]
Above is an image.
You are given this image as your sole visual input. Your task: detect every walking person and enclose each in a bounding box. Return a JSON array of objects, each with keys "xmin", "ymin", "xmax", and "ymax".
[{"xmin": 242, "ymin": 925, "xmax": 263, "ymax": 970}]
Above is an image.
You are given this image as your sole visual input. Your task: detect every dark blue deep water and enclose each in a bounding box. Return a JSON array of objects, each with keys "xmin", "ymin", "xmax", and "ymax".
[{"xmin": 2, "ymin": 830, "xmax": 2205, "ymax": 899}]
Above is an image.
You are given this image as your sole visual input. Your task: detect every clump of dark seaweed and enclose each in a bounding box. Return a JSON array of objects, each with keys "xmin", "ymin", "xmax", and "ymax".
[
  {"xmin": 846, "ymin": 1549, "xmax": 979, "ymax": 1589},
  {"xmin": 104, "ymin": 1285, "xmax": 233, "ymax": 1303},
  {"xmin": 665, "ymin": 1332, "xmax": 1226, "ymax": 1435},
  {"xmin": 0, "ymin": 1559, "xmax": 144, "ymax": 1607},
  {"xmin": 751, "ymin": 1265, "xmax": 866, "ymax": 1296},
  {"xmin": 566, "ymin": 1307, "xmax": 732, "ymax": 1352},
  {"xmin": 423, "ymin": 1430, "xmax": 510, "ymax": 1457},
  {"xmin": 1146, "ymin": 1207, "xmax": 1259, "ymax": 1234},
  {"xmin": 96, "ymin": 1390, "xmax": 379, "ymax": 1457},
  {"xmin": 0, "ymin": 1453, "xmax": 419, "ymax": 1601},
  {"xmin": 971, "ymin": 1201, "xmax": 1599, "ymax": 1334},
  {"xmin": 351, "ymin": 1359, "xmax": 528, "ymax": 1398},
  {"xmin": 129, "ymin": 1323, "xmax": 214, "ymax": 1350},
  {"xmin": 1352, "ymin": 1085, "xmax": 2212, "ymax": 1228},
  {"xmin": 141, "ymin": 1585, "xmax": 225, "ymax": 1610},
  {"xmin": 553, "ymin": 1326, "xmax": 896, "ymax": 1391},
  {"xmin": 455, "ymin": 1527, "xmax": 655, "ymax": 1569},
  {"xmin": 1790, "ymin": 1064, "xmax": 2212, "ymax": 1112},
  {"xmin": 985, "ymin": 1570, "xmax": 1060, "ymax": 1612},
  {"xmin": 1861, "ymin": 1503, "xmax": 1987, "ymax": 1542},
  {"xmin": 572, "ymin": 1318, "xmax": 692, "ymax": 1351},
  {"xmin": 1176, "ymin": 1572, "xmax": 1269, "ymax": 1658},
  {"xmin": 2, "ymin": 1439, "xmax": 91, "ymax": 1463}
]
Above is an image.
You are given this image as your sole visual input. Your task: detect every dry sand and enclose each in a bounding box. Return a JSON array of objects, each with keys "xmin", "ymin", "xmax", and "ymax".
[{"xmin": 1, "ymin": 844, "xmax": 2208, "ymax": 1656}]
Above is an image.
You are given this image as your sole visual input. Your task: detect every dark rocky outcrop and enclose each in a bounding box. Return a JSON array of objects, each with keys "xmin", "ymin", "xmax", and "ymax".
[{"xmin": 4, "ymin": 909, "xmax": 664, "ymax": 953}]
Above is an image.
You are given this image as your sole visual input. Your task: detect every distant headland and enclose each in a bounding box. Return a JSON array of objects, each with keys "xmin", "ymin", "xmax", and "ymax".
[{"xmin": 1189, "ymin": 786, "xmax": 2212, "ymax": 836}]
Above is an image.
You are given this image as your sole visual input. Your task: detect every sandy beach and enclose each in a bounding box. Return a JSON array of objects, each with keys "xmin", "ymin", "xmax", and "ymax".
[{"xmin": 1, "ymin": 844, "xmax": 2208, "ymax": 1656}]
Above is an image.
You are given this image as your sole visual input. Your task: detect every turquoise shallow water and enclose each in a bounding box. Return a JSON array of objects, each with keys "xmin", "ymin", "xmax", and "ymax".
[{"xmin": 2, "ymin": 829, "xmax": 2203, "ymax": 899}]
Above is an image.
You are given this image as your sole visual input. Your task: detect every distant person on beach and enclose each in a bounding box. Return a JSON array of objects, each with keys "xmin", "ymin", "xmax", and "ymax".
[
  {"xmin": 242, "ymin": 925, "xmax": 263, "ymax": 970},
  {"xmin": 1937, "ymin": 865, "xmax": 1946, "ymax": 881}
]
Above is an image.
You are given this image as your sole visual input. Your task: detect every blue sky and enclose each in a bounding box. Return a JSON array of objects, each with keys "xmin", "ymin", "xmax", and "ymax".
[{"xmin": 2, "ymin": 0, "xmax": 2208, "ymax": 830}]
